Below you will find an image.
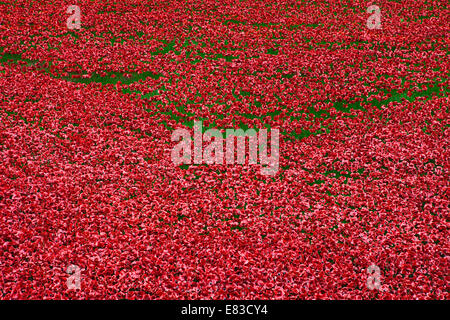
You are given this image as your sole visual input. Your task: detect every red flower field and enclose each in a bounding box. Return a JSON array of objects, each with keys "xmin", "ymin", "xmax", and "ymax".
[{"xmin": 0, "ymin": 0, "xmax": 448, "ymax": 299}]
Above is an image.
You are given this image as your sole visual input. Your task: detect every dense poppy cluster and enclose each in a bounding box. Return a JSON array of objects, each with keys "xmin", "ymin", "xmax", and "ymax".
[{"xmin": 0, "ymin": 0, "xmax": 448, "ymax": 299}]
